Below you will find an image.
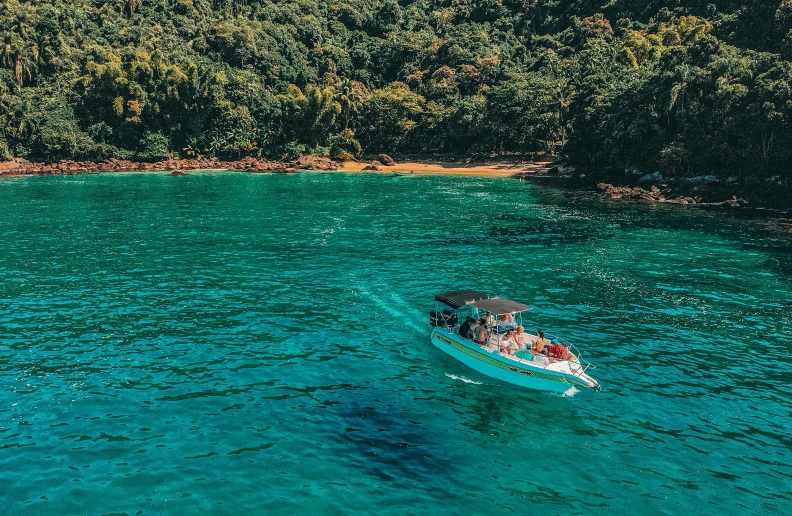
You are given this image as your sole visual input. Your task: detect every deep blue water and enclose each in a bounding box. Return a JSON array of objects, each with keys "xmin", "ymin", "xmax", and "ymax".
[{"xmin": 0, "ymin": 171, "xmax": 790, "ymax": 514}]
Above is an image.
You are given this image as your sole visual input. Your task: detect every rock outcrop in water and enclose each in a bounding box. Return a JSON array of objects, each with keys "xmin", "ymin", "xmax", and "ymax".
[
  {"xmin": 597, "ymin": 183, "xmax": 747, "ymax": 207},
  {"xmin": 0, "ymin": 156, "xmax": 340, "ymax": 176}
]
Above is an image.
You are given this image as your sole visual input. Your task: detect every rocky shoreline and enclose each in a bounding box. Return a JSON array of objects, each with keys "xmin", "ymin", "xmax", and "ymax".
[
  {"xmin": 0, "ymin": 155, "xmax": 340, "ymax": 176},
  {"xmin": 594, "ymin": 183, "xmax": 747, "ymax": 207},
  {"xmin": 517, "ymin": 164, "xmax": 792, "ymax": 214},
  {"xmin": 3, "ymin": 155, "xmax": 788, "ymax": 215}
]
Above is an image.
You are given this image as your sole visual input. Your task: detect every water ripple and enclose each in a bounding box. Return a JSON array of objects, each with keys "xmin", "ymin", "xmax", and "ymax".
[{"xmin": 0, "ymin": 173, "xmax": 790, "ymax": 514}]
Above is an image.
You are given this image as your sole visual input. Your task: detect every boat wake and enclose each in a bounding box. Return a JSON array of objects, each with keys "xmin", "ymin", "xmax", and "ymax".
[
  {"xmin": 562, "ymin": 386, "xmax": 580, "ymax": 397},
  {"xmin": 359, "ymin": 291, "xmax": 425, "ymax": 332},
  {"xmin": 445, "ymin": 374, "xmax": 483, "ymax": 385}
]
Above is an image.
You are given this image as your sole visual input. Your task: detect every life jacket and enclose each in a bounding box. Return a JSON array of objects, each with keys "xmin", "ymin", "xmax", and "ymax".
[{"xmin": 548, "ymin": 344, "xmax": 566, "ymax": 359}]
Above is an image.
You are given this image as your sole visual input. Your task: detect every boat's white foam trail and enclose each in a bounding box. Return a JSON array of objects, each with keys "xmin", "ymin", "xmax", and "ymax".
[
  {"xmin": 362, "ymin": 292, "xmax": 425, "ymax": 332},
  {"xmin": 389, "ymin": 293, "xmax": 413, "ymax": 308},
  {"xmin": 562, "ymin": 386, "xmax": 580, "ymax": 397},
  {"xmin": 445, "ymin": 374, "xmax": 483, "ymax": 385}
]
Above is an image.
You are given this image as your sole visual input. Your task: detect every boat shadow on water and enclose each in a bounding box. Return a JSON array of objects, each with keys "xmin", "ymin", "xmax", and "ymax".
[
  {"xmin": 332, "ymin": 393, "xmax": 455, "ymax": 487},
  {"xmin": 437, "ymin": 356, "xmax": 599, "ymax": 441}
]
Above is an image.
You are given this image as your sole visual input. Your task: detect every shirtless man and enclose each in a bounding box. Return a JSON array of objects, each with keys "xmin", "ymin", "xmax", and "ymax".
[{"xmin": 473, "ymin": 318, "xmax": 489, "ymax": 346}]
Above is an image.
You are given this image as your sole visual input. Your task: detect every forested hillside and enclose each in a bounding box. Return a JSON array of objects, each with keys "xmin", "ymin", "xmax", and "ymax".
[{"xmin": 1, "ymin": 0, "xmax": 792, "ymax": 179}]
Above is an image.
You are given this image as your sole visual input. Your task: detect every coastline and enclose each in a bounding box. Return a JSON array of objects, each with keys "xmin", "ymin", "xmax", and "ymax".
[
  {"xmin": 0, "ymin": 156, "xmax": 551, "ymax": 178},
  {"xmin": 1, "ymin": 156, "xmax": 788, "ymax": 215},
  {"xmin": 0, "ymin": 156, "xmax": 337, "ymax": 176}
]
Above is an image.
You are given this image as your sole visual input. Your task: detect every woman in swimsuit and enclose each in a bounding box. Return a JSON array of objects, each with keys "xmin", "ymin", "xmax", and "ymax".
[{"xmin": 531, "ymin": 330, "xmax": 551, "ymax": 355}]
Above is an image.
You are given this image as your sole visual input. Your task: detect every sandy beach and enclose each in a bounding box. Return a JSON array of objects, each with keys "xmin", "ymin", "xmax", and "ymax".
[
  {"xmin": 0, "ymin": 156, "xmax": 553, "ymax": 178},
  {"xmin": 337, "ymin": 159, "xmax": 553, "ymax": 177}
]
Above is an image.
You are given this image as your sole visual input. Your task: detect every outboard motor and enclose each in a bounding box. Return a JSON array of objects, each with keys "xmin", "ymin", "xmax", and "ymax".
[
  {"xmin": 430, "ymin": 309, "xmax": 458, "ymax": 328},
  {"xmin": 442, "ymin": 309, "xmax": 458, "ymax": 327}
]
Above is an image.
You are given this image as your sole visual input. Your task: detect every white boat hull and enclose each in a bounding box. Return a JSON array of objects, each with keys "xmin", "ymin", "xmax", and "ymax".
[{"xmin": 431, "ymin": 328, "xmax": 599, "ymax": 393}]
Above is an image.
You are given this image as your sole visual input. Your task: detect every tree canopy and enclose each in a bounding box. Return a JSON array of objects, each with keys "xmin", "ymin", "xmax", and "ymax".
[{"xmin": 0, "ymin": 0, "xmax": 791, "ymax": 179}]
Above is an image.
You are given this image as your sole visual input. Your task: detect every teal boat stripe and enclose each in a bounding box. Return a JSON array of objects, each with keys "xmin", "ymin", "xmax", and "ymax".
[{"xmin": 434, "ymin": 332, "xmax": 583, "ymax": 386}]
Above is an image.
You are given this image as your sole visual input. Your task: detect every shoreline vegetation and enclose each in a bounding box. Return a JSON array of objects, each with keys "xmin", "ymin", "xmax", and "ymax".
[{"xmin": 2, "ymin": 1, "xmax": 792, "ymax": 196}]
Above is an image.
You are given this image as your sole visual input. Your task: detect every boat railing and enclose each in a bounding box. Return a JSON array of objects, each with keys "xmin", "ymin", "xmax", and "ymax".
[{"xmin": 544, "ymin": 333, "xmax": 596, "ymax": 377}]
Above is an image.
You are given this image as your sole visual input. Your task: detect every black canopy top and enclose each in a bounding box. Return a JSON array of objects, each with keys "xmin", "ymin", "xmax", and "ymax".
[
  {"xmin": 470, "ymin": 297, "xmax": 531, "ymax": 315},
  {"xmin": 435, "ymin": 290, "xmax": 490, "ymax": 309}
]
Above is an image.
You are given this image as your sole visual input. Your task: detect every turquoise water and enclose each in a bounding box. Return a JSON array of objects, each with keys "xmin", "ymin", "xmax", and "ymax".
[{"xmin": 1, "ymin": 172, "xmax": 790, "ymax": 515}]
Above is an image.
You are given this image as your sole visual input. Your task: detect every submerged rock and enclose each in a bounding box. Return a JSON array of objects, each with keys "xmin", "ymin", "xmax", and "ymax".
[
  {"xmin": 686, "ymin": 175, "xmax": 719, "ymax": 184},
  {"xmin": 639, "ymin": 172, "xmax": 664, "ymax": 184},
  {"xmin": 597, "ymin": 183, "xmax": 745, "ymax": 207}
]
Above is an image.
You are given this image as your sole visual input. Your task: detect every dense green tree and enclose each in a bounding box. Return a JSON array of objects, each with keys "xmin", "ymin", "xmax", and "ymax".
[{"xmin": 0, "ymin": 0, "xmax": 789, "ymax": 186}]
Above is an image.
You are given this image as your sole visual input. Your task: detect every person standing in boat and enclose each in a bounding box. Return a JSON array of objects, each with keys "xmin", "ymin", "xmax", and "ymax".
[{"xmin": 473, "ymin": 317, "xmax": 489, "ymax": 346}]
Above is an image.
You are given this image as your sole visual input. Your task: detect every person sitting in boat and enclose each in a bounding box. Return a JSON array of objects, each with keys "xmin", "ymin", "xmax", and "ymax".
[
  {"xmin": 468, "ymin": 317, "xmax": 481, "ymax": 338},
  {"xmin": 473, "ymin": 318, "xmax": 489, "ymax": 346},
  {"xmin": 547, "ymin": 340, "xmax": 578, "ymax": 362},
  {"xmin": 513, "ymin": 325, "xmax": 528, "ymax": 348},
  {"xmin": 458, "ymin": 316, "xmax": 476, "ymax": 340},
  {"xmin": 483, "ymin": 312, "xmax": 496, "ymax": 327},
  {"xmin": 500, "ymin": 329, "xmax": 521, "ymax": 355},
  {"xmin": 531, "ymin": 330, "xmax": 551, "ymax": 355},
  {"xmin": 498, "ymin": 313, "xmax": 516, "ymax": 329}
]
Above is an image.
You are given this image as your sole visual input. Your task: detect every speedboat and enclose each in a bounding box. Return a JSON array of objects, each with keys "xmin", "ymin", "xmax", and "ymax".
[{"xmin": 429, "ymin": 290, "xmax": 600, "ymax": 393}]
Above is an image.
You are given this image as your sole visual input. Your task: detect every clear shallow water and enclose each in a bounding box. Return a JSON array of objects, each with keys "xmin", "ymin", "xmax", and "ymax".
[{"xmin": 0, "ymin": 171, "xmax": 790, "ymax": 515}]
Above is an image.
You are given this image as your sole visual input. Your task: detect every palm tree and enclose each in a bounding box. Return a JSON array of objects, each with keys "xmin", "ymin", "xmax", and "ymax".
[
  {"xmin": 14, "ymin": 43, "xmax": 38, "ymax": 85},
  {"xmin": 338, "ymin": 78, "xmax": 365, "ymax": 130},
  {"xmin": 0, "ymin": 33, "xmax": 16, "ymax": 70},
  {"xmin": 0, "ymin": 33, "xmax": 37, "ymax": 85},
  {"xmin": 553, "ymin": 79, "xmax": 574, "ymax": 151},
  {"xmin": 113, "ymin": 0, "xmax": 142, "ymax": 18}
]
